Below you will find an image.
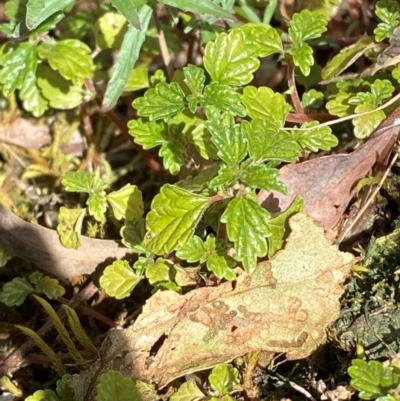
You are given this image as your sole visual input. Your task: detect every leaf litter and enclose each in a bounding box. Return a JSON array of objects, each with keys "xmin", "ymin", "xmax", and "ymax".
[{"xmin": 70, "ymin": 212, "xmax": 355, "ymax": 399}]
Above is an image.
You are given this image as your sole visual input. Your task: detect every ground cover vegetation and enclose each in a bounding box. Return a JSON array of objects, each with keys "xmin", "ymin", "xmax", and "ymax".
[{"xmin": 2, "ymin": 0, "xmax": 400, "ymax": 399}]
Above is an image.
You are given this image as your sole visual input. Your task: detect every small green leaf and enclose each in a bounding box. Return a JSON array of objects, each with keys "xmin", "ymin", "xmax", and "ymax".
[
  {"xmin": 56, "ymin": 207, "xmax": 86, "ymax": 249},
  {"xmin": 242, "ymin": 119, "xmax": 301, "ymax": 162},
  {"xmin": 159, "ymin": 138, "xmax": 185, "ymax": 175},
  {"xmin": 128, "ymin": 119, "xmax": 166, "ymax": 149},
  {"xmin": 0, "ymin": 278, "xmax": 33, "ymax": 306},
  {"xmin": 107, "ymin": 184, "xmax": 144, "ymax": 221},
  {"xmin": 301, "ymin": 89, "xmax": 324, "ymax": 109},
  {"xmin": 241, "ymin": 165, "xmax": 287, "ymax": 193},
  {"xmin": 221, "ymin": 195, "xmax": 271, "ymax": 272},
  {"xmin": 94, "ymin": 12, "xmax": 128, "ymax": 49},
  {"xmin": 87, "ymin": 192, "xmax": 107, "ymax": 222},
  {"xmin": 146, "ymin": 184, "xmax": 209, "ymax": 254},
  {"xmin": 293, "ymin": 122, "xmax": 338, "ymax": 152},
  {"xmin": 266, "ymin": 196, "xmax": 303, "ymax": 257},
  {"xmin": 26, "ymin": 0, "xmax": 73, "ymax": 29},
  {"xmin": 159, "ymin": 0, "xmax": 233, "ymax": 19},
  {"xmin": 36, "ymin": 65, "xmax": 83, "ymax": 109},
  {"xmin": 370, "ymin": 79, "xmax": 395, "ymax": 103},
  {"xmin": 40, "ymin": 39, "xmax": 94, "ymax": 86},
  {"xmin": 0, "ymin": 43, "xmax": 37, "ymax": 96},
  {"xmin": 241, "ymin": 86, "xmax": 290, "ymax": 128},
  {"xmin": 288, "ymin": 10, "xmax": 327, "ymax": 42},
  {"xmin": 321, "ymin": 34, "xmax": 373, "ymax": 80},
  {"xmin": 209, "ymin": 164, "xmax": 240, "ymax": 188},
  {"xmin": 209, "ymin": 364, "xmax": 241, "ymax": 395},
  {"xmin": 25, "ymin": 389, "xmax": 59, "ymax": 401},
  {"xmin": 189, "ymin": 123, "xmax": 219, "ymax": 160},
  {"xmin": 96, "ymin": 370, "xmax": 142, "ymax": 401},
  {"xmin": 133, "ymin": 82, "xmax": 186, "ymax": 121},
  {"xmin": 206, "ymin": 252, "xmax": 236, "ymax": 280},
  {"xmin": 61, "ymin": 171, "xmax": 107, "ymax": 193},
  {"xmin": 206, "ymin": 110, "xmax": 247, "ymax": 165},
  {"xmin": 176, "ymin": 235, "xmax": 207, "ymax": 262},
  {"xmin": 0, "ymin": 243, "xmax": 12, "ymax": 267},
  {"xmin": 35, "ymin": 276, "xmax": 66, "ymax": 299},
  {"xmin": 238, "ymin": 23, "xmax": 283, "ymax": 57},
  {"xmin": 56, "ymin": 375, "xmax": 75, "ymax": 401},
  {"xmin": 204, "ymin": 30, "xmax": 260, "ymax": 86},
  {"xmin": 145, "ymin": 258, "xmax": 172, "ymax": 285},
  {"xmin": 374, "ymin": 0, "xmax": 400, "ymax": 41},
  {"xmin": 99, "ymin": 260, "xmax": 141, "ymax": 299},
  {"xmin": 353, "ymin": 103, "xmax": 386, "ymax": 139},
  {"xmin": 19, "ymin": 72, "xmax": 48, "ymax": 117},
  {"xmin": 202, "ymin": 82, "xmax": 246, "ymax": 116},
  {"xmin": 102, "ymin": 5, "xmax": 152, "ymax": 110},
  {"xmin": 29, "ymin": 272, "xmax": 43, "ymax": 285},
  {"xmin": 121, "ymin": 218, "xmax": 148, "ymax": 253},
  {"xmin": 110, "ymin": 0, "xmax": 140, "ymax": 29},
  {"xmin": 125, "ymin": 65, "xmax": 149, "ymax": 91},
  {"xmin": 289, "ymin": 42, "xmax": 314, "ymax": 77},
  {"xmin": 183, "ymin": 64, "xmax": 205, "ymax": 113},
  {"xmin": 170, "ymin": 378, "xmax": 205, "ymax": 401}
]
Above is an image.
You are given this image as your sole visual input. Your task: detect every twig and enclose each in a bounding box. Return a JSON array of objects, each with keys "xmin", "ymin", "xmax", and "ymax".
[
  {"xmin": 289, "ymin": 381, "xmax": 317, "ymax": 401},
  {"xmin": 0, "ymin": 282, "xmax": 99, "ymax": 377},
  {"xmin": 287, "ymin": 64, "xmax": 303, "ymax": 115}
]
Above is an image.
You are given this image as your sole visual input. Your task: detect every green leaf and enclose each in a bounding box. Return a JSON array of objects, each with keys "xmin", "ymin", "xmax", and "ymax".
[
  {"xmin": 242, "ymin": 119, "xmax": 301, "ymax": 162},
  {"xmin": 133, "ymin": 82, "xmax": 186, "ymax": 121},
  {"xmin": 202, "ymin": 82, "xmax": 246, "ymax": 116},
  {"xmin": 5, "ymin": 0, "xmax": 28, "ymax": 20},
  {"xmin": 353, "ymin": 103, "xmax": 386, "ymax": 139},
  {"xmin": 204, "ymin": 30, "xmax": 260, "ymax": 86},
  {"xmin": 241, "ymin": 86, "xmax": 290, "ymax": 128},
  {"xmin": 107, "ymin": 184, "xmax": 144, "ymax": 221},
  {"xmin": 221, "ymin": 196, "xmax": 271, "ymax": 272},
  {"xmin": 96, "ymin": 370, "xmax": 142, "ymax": 401},
  {"xmin": 266, "ymin": 196, "xmax": 303, "ymax": 257},
  {"xmin": 370, "ymin": 79, "xmax": 395, "ymax": 103},
  {"xmin": 56, "ymin": 375, "xmax": 75, "ymax": 401},
  {"xmin": 321, "ymin": 34, "xmax": 373, "ymax": 80},
  {"xmin": 301, "ymin": 89, "xmax": 324, "ymax": 109},
  {"xmin": 288, "ymin": 10, "xmax": 327, "ymax": 42},
  {"xmin": 87, "ymin": 192, "xmax": 107, "ymax": 222},
  {"xmin": 348, "ymin": 359, "xmax": 400, "ymax": 400},
  {"xmin": 93, "ymin": 12, "xmax": 128, "ymax": 49},
  {"xmin": 39, "ymin": 39, "xmax": 93, "ymax": 86},
  {"xmin": 238, "ymin": 23, "xmax": 283, "ymax": 57},
  {"xmin": 56, "ymin": 207, "xmax": 86, "ymax": 249},
  {"xmin": 19, "ymin": 72, "xmax": 48, "ymax": 117},
  {"xmin": 145, "ymin": 258, "xmax": 172, "ymax": 285},
  {"xmin": 176, "ymin": 235, "xmax": 208, "ymax": 262},
  {"xmin": 209, "ymin": 364, "xmax": 240, "ymax": 396},
  {"xmin": 209, "ymin": 164, "xmax": 240, "ymax": 188},
  {"xmin": 158, "ymin": 0, "xmax": 234, "ymax": 20},
  {"xmin": 170, "ymin": 378, "xmax": 205, "ymax": 401},
  {"xmin": 29, "ymin": 272, "xmax": 43, "ymax": 285},
  {"xmin": 25, "ymin": 0, "xmax": 73, "ymax": 29},
  {"xmin": 35, "ymin": 276, "xmax": 65, "ymax": 299},
  {"xmin": 125, "ymin": 65, "xmax": 149, "ymax": 91},
  {"xmin": 36, "ymin": 65, "xmax": 83, "ymax": 109},
  {"xmin": 0, "ymin": 243, "xmax": 12, "ymax": 268},
  {"xmin": 102, "ymin": 4, "xmax": 152, "ymax": 110},
  {"xmin": 183, "ymin": 64, "xmax": 205, "ymax": 112},
  {"xmin": 288, "ymin": 42, "xmax": 314, "ymax": 76},
  {"xmin": 159, "ymin": 137, "xmax": 185, "ymax": 175},
  {"xmin": 99, "ymin": 260, "xmax": 141, "ymax": 299},
  {"xmin": 0, "ymin": 278, "xmax": 33, "ymax": 306},
  {"xmin": 241, "ymin": 165, "xmax": 287, "ymax": 193},
  {"xmin": 293, "ymin": 122, "xmax": 338, "ymax": 152},
  {"xmin": 128, "ymin": 119, "xmax": 166, "ymax": 149},
  {"xmin": 146, "ymin": 184, "xmax": 209, "ymax": 254},
  {"xmin": 206, "ymin": 110, "xmax": 247, "ymax": 165},
  {"xmin": 374, "ymin": 0, "xmax": 400, "ymax": 41},
  {"xmin": 189, "ymin": 122, "xmax": 219, "ymax": 160},
  {"xmin": 61, "ymin": 171, "xmax": 107, "ymax": 193},
  {"xmin": 121, "ymin": 218, "xmax": 148, "ymax": 253},
  {"xmin": 110, "ymin": 0, "xmax": 140, "ymax": 29},
  {"xmin": 206, "ymin": 252, "xmax": 236, "ymax": 280},
  {"xmin": 25, "ymin": 389, "xmax": 59, "ymax": 401},
  {"xmin": 0, "ymin": 43, "xmax": 37, "ymax": 96}
]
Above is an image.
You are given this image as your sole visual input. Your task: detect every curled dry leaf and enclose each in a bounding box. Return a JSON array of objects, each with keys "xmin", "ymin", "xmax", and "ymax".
[
  {"xmin": 70, "ymin": 213, "xmax": 354, "ymax": 399},
  {"xmin": 0, "ymin": 205, "xmax": 128, "ymax": 278}
]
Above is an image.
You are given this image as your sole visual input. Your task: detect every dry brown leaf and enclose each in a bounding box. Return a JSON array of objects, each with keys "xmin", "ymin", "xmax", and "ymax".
[
  {"xmin": 258, "ymin": 130, "xmax": 396, "ymax": 230},
  {"xmin": 0, "ymin": 205, "xmax": 128, "ymax": 278},
  {"xmin": 70, "ymin": 213, "xmax": 354, "ymax": 399},
  {"xmin": 0, "ymin": 117, "xmax": 51, "ymax": 149}
]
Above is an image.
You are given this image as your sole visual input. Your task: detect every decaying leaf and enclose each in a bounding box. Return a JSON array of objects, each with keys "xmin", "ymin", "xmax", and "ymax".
[{"xmin": 70, "ymin": 213, "xmax": 354, "ymax": 399}]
